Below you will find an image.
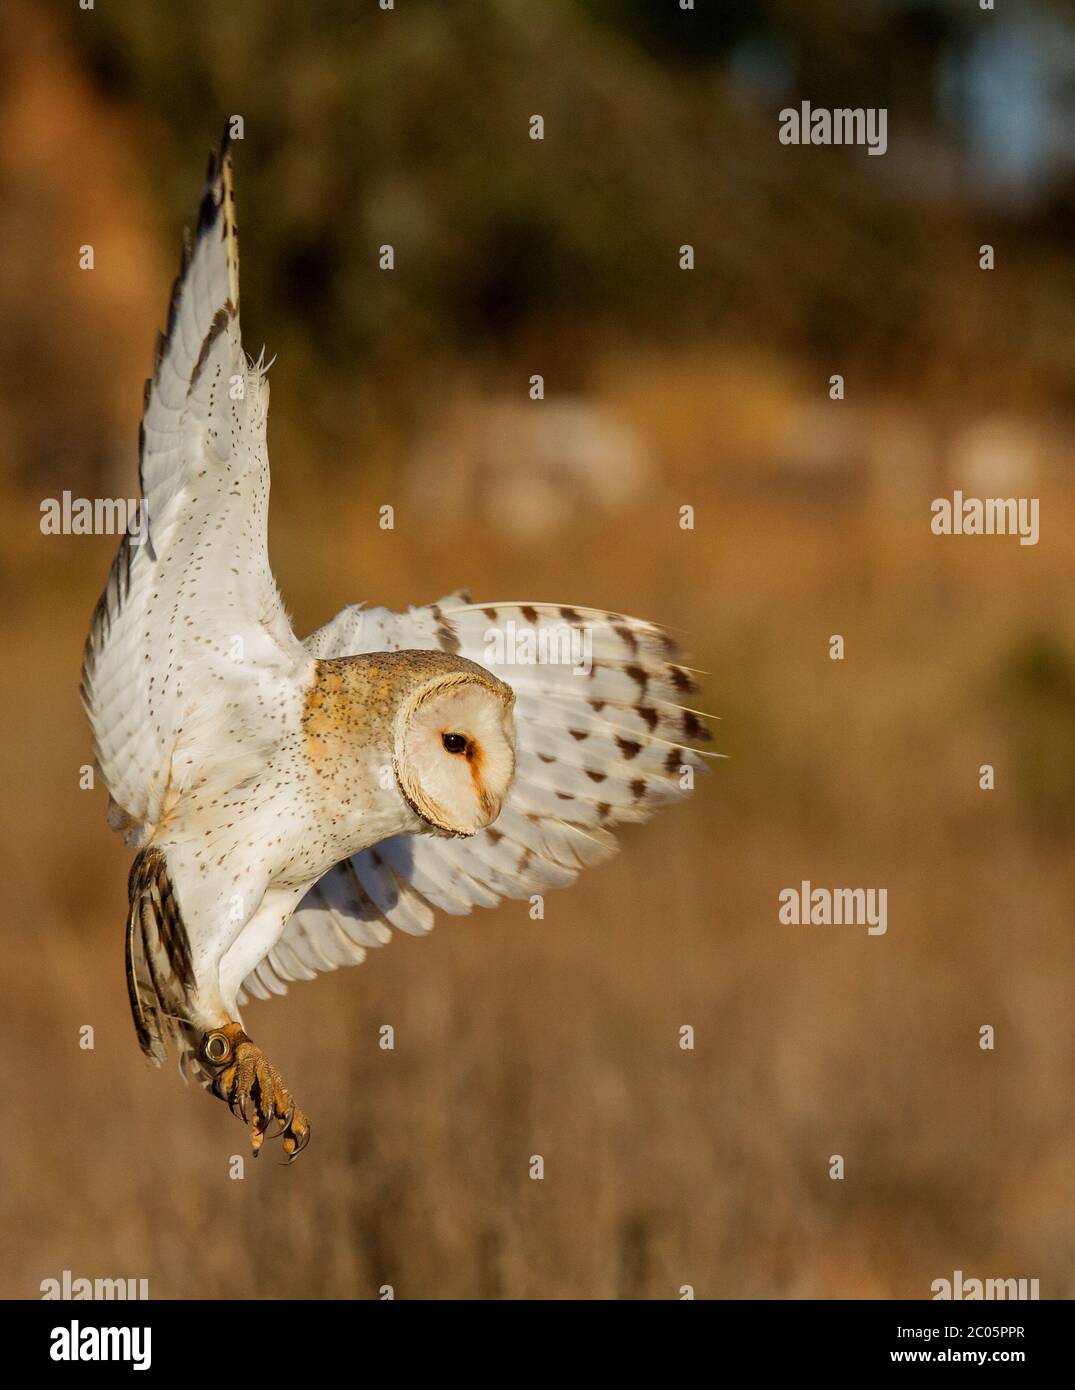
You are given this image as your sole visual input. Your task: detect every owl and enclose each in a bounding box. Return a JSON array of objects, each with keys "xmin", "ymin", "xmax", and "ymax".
[{"xmin": 81, "ymin": 133, "xmax": 711, "ymax": 1159}]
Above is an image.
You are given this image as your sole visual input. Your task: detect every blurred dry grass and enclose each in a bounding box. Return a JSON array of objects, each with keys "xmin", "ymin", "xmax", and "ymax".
[
  {"xmin": 1, "ymin": 0, "xmax": 1074, "ymax": 1302},
  {"xmin": 2, "ymin": 445, "xmax": 1073, "ymax": 1298}
]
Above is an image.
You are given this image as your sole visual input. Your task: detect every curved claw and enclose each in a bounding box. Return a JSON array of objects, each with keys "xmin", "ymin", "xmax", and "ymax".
[
  {"xmin": 280, "ymin": 1119, "xmax": 311, "ymax": 1164},
  {"xmin": 271, "ymin": 1099, "xmax": 296, "ymax": 1140},
  {"xmin": 200, "ymin": 1027, "xmax": 311, "ymax": 1162}
]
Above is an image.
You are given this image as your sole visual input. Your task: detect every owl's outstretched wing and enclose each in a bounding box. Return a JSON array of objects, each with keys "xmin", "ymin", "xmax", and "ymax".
[
  {"xmin": 238, "ymin": 596, "xmax": 712, "ymax": 1001},
  {"xmin": 81, "ymin": 133, "xmax": 307, "ymax": 837}
]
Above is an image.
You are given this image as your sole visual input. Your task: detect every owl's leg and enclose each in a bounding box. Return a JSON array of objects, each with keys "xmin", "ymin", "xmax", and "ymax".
[{"xmin": 198, "ymin": 1024, "xmax": 311, "ymax": 1160}]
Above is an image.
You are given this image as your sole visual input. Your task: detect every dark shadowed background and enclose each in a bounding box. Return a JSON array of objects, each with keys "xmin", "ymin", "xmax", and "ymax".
[{"xmin": 1, "ymin": 0, "xmax": 1073, "ymax": 1298}]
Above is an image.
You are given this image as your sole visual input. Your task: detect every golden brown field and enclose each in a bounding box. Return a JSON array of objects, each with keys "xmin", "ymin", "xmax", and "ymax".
[
  {"xmin": 1, "ymin": 0, "xmax": 1073, "ymax": 1301},
  {"xmin": 3, "ymin": 422, "xmax": 1073, "ymax": 1298}
]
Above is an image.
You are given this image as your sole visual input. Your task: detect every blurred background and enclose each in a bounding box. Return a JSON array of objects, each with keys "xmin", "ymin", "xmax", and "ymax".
[{"xmin": 2, "ymin": 0, "xmax": 1074, "ymax": 1298}]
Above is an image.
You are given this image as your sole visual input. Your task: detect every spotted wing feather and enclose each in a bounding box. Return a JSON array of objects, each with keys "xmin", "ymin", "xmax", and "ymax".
[
  {"xmin": 240, "ymin": 597, "xmax": 711, "ymax": 1000},
  {"xmin": 81, "ymin": 130, "xmax": 305, "ymax": 837}
]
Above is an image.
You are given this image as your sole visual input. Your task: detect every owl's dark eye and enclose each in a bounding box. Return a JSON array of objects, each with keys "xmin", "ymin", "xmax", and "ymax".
[{"xmin": 442, "ymin": 733, "xmax": 468, "ymax": 754}]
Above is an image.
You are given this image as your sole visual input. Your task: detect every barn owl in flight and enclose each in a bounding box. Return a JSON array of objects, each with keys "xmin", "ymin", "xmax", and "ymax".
[{"xmin": 81, "ymin": 133, "xmax": 710, "ymax": 1160}]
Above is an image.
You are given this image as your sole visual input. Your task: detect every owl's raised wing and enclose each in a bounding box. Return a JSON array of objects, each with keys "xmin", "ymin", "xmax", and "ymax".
[
  {"xmin": 81, "ymin": 134, "xmax": 307, "ymax": 836},
  {"xmin": 239, "ymin": 596, "xmax": 712, "ymax": 1001}
]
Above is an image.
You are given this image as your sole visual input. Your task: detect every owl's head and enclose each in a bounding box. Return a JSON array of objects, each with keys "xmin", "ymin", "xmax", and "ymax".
[{"xmin": 394, "ymin": 662, "xmax": 516, "ymax": 836}]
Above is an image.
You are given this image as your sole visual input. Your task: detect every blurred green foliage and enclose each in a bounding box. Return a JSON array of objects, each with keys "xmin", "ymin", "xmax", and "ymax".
[
  {"xmin": 995, "ymin": 633, "xmax": 1075, "ymax": 835},
  {"xmin": 58, "ymin": 2, "xmax": 1072, "ymax": 449}
]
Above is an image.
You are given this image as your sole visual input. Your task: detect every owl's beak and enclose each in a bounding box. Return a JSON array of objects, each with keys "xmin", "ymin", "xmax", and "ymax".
[{"xmin": 477, "ymin": 788, "xmax": 503, "ymax": 827}]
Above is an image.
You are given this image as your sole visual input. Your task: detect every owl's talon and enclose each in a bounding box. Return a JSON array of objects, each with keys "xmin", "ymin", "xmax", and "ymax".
[
  {"xmin": 280, "ymin": 1109, "xmax": 310, "ymax": 1162},
  {"xmin": 201, "ymin": 1025, "xmax": 310, "ymax": 1161},
  {"xmin": 265, "ymin": 1101, "xmax": 293, "ymax": 1142}
]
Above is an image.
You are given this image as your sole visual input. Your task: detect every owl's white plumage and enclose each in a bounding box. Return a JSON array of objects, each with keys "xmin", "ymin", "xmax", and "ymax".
[{"xmin": 81, "ymin": 133, "xmax": 711, "ymax": 1143}]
